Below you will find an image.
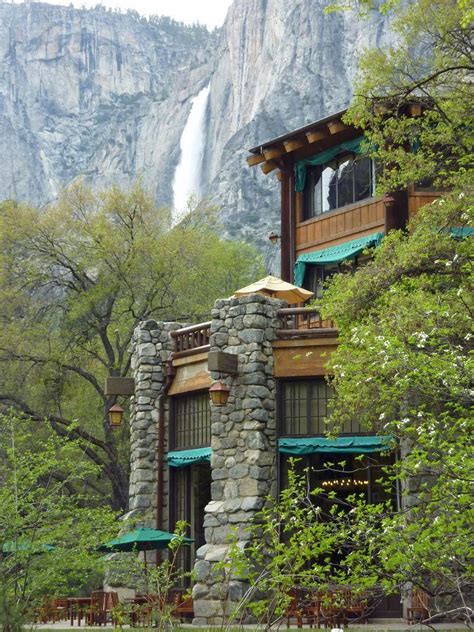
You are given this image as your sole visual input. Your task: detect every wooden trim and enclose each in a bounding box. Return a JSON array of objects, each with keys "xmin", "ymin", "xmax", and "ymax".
[
  {"xmin": 171, "ymin": 345, "xmax": 210, "ymax": 360},
  {"xmin": 246, "ymin": 153, "xmax": 265, "ymax": 167},
  {"xmin": 327, "ymin": 120, "xmax": 348, "ymax": 134},
  {"xmin": 284, "ymin": 139, "xmax": 307, "ymax": 152},
  {"xmin": 280, "ymin": 171, "xmax": 291, "ymax": 282},
  {"xmin": 263, "ymin": 147, "xmax": 285, "ymax": 160},
  {"xmin": 306, "ymin": 129, "xmax": 329, "ymax": 144},
  {"xmin": 277, "ymin": 328, "xmax": 338, "ymax": 339},
  {"xmin": 261, "ymin": 160, "xmax": 278, "ymax": 174},
  {"xmin": 295, "ymin": 196, "xmax": 384, "ymax": 228},
  {"xmin": 296, "ymin": 222, "xmax": 384, "ymax": 252}
]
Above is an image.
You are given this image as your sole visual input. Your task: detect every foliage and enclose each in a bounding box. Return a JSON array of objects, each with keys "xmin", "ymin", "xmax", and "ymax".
[
  {"xmin": 217, "ymin": 461, "xmax": 396, "ymax": 630},
  {"xmin": 107, "ymin": 522, "xmax": 192, "ymax": 632},
  {"xmin": 0, "ymin": 414, "xmax": 116, "ymax": 632},
  {"xmin": 345, "ymin": 0, "xmax": 473, "ymax": 194},
  {"xmin": 319, "ymin": 194, "xmax": 473, "ymax": 623},
  {"xmin": 0, "ymin": 184, "xmax": 264, "ymax": 510}
]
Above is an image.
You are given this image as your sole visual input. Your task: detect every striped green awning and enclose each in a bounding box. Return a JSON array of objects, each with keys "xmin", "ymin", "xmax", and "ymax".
[
  {"xmin": 294, "ymin": 232, "xmax": 384, "ymax": 287},
  {"xmin": 278, "ymin": 436, "xmax": 394, "ymax": 456},
  {"xmin": 167, "ymin": 447, "xmax": 211, "ymax": 468}
]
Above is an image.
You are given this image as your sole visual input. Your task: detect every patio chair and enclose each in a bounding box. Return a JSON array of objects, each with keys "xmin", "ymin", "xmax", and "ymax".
[
  {"xmin": 172, "ymin": 590, "xmax": 194, "ymax": 622},
  {"xmin": 406, "ymin": 588, "xmax": 429, "ymax": 624},
  {"xmin": 339, "ymin": 589, "xmax": 369, "ymax": 624},
  {"xmin": 87, "ymin": 591, "xmax": 117, "ymax": 626},
  {"xmin": 51, "ymin": 598, "xmax": 69, "ymax": 622}
]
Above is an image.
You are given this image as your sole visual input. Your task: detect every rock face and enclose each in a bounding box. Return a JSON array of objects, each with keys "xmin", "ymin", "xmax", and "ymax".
[{"xmin": 0, "ymin": 0, "xmax": 393, "ymax": 260}]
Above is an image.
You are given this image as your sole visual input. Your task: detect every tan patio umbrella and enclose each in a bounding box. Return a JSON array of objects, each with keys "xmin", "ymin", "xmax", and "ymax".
[{"xmin": 234, "ymin": 275, "xmax": 313, "ymax": 304}]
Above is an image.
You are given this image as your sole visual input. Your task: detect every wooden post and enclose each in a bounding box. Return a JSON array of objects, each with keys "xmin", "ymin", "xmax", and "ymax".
[{"xmin": 280, "ymin": 171, "xmax": 291, "ymax": 282}]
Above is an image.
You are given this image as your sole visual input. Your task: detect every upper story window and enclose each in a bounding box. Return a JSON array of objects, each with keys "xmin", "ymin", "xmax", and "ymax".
[
  {"xmin": 279, "ymin": 379, "xmax": 363, "ymax": 436},
  {"xmin": 303, "ymin": 155, "xmax": 375, "ymax": 221},
  {"xmin": 171, "ymin": 391, "xmax": 211, "ymax": 450}
]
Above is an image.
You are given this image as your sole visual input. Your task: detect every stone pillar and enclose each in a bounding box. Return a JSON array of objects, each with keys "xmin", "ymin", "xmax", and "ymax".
[
  {"xmin": 128, "ymin": 320, "xmax": 183, "ymax": 524},
  {"xmin": 192, "ymin": 294, "xmax": 284, "ymax": 625}
]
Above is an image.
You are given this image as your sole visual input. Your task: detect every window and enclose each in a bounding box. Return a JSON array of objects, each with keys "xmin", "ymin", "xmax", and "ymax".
[
  {"xmin": 303, "ymin": 155, "xmax": 375, "ymax": 220},
  {"xmin": 303, "ymin": 265, "xmax": 339, "ymax": 298},
  {"xmin": 171, "ymin": 392, "xmax": 211, "ymax": 450},
  {"xmin": 279, "ymin": 379, "xmax": 364, "ymax": 436},
  {"xmin": 170, "ymin": 463, "xmax": 211, "ymax": 586},
  {"xmin": 280, "ymin": 452, "xmax": 396, "ymax": 508}
]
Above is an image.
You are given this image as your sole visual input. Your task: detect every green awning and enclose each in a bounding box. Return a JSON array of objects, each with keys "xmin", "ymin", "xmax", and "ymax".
[
  {"xmin": 278, "ymin": 436, "xmax": 394, "ymax": 456},
  {"xmin": 167, "ymin": 447, "xmax": 211, "ymax": 468},
  {"xmin": 294, "ymin": 136, "xmax": 366, "ymax": 192},
  {"xmin": 294, "ymin": 232, "xmax": 384, "ymax": 287},
  {"xmin": 450, "ymin": 227, "xmax": 474, "ymax": 239}
]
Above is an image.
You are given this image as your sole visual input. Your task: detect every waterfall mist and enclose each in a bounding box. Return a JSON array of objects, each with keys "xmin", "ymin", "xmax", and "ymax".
[{"xmin": 172, "ymin": 84, "xmax": 210, "ymax": 220}]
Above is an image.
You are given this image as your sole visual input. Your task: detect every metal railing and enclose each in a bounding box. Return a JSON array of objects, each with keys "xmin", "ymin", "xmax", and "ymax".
[
  {"xmin": 276, "ymin": 307, "xmax": 335, "ymax": 337},
  {"xmin": 170, "ymin": 322, "xmax": 211, "ymax": 358}
]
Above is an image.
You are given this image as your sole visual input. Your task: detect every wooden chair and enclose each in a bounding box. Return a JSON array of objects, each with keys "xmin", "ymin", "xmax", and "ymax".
[
  {"xmin": 407, "ymin": 588, "xmax": 429, "ymax": 623},
  {"xmin": 286, "ymin": 589, "xmax": 304, "ymax": 629},
  {"xmin": 172, "ymin": 590, "xmax": 194, "ymax": 622},
  {"xmin": 51, "ymin": 598, "xmax": 69, "ymax": 622},
  {"xmin": 318, "ymin": 590, "xmax": 347, "ymax": 629},
  {"xmin": 87, "ymin": 591, "xmax": 113, "ymax": 626},
  {"xmin": 341, "ymin": 589, "xmax": 369, "ymax": 624}
]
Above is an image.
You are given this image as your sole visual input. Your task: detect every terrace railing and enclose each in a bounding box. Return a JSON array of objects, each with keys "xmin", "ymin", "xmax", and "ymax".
[
  {"xmin": 170, "ymin": 322, "xmax": 211, "ymax": 358},
  {"xmin": 276, "ymin": 307, "xmax": 336, "ymax": 338}
]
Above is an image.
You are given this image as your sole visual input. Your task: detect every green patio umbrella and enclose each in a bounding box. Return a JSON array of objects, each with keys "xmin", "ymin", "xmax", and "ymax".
[
  {"xmin": 97, "ymin": 527, "xmax": 193, "ymax": 573},
  {"xmin": 97, "ymin": 527, "xmax": 193, "ymax": 553}
]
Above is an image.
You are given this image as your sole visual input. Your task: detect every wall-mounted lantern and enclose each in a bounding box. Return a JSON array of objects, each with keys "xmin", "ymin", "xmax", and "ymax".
[
  {"xmin": 268, "ymin": 230, "xmax": 281, "ymax": 245},
  {"xmin": 209, "ymin": 381, "xmax": 230, "ymax": 407},
  {"xmin": 108, "ymin": 404, "xmax": 124, "ymax": 427}
]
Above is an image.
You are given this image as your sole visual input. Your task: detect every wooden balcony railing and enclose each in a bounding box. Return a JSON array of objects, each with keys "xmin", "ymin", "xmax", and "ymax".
[
  {"xmin": 277, "ymin": 308, "xmax": 336, "ymax": 338},
  {"xmin": 170, "ymin": 322, "xmax": 211, "ymax": 358}
]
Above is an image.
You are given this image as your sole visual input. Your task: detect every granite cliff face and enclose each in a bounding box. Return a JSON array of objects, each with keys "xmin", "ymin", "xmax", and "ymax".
[{"xmin": 0, "ymin": 0, "xmax": 392, "ymax": 261}]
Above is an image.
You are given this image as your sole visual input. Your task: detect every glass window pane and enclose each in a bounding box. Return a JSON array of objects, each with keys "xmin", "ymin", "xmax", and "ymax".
[
  {"xmin": 354, "ymin": 156, "xmax": 373, "ymax": 201},
  {"xmin": 322, "ymin": 165, "xmax": 337, "ymax": 211},
  {"xmin": 172, "ymin": 392, "xmax": 210, "ymax": 449},
  {"xmin": 281, "ymin": 379, "xmax": 334, "ymax": 436},
  {"xmin": 337, "ymin": 158, "xmax": 354, "ymax": 207}
]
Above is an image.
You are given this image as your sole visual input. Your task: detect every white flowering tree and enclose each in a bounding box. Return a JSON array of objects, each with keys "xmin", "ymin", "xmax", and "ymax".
[{"xmin": 321, "ymin": 194, "xmax": 473, "ymax": 625}]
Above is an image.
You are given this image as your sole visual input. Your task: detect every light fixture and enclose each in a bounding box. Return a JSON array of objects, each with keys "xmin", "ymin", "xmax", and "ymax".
[
  {"xmin": 268, "ymin": 230, "xmax": 281, "ymax": 245},
  {"xmin": 108, "ymin": 404, "xmax": 124, "ymax": 427},
  {"xmin": 209, "ymin": 381, "xmax": 230, "ymax": 406}
]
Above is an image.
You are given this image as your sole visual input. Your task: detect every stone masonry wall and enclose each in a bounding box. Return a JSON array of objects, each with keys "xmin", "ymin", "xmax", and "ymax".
[
  {"xmin": 192, "ymin": 294, "xmax": 285, "ymax": 625},
  {"xmin": 128, "ymin": 320, "xmax": 183, "ymax": 524}
]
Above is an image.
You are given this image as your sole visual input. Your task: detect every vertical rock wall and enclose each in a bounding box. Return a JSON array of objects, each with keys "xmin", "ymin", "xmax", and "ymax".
[{"xmin": 192, "ymin": 294, "xmax": 284, "ymax": 625}]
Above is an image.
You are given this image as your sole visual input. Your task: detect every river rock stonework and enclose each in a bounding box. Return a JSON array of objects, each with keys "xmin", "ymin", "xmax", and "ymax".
[
  {"xmin": 192, "ymin": 294, "xmax": 284, "ymax": 625},
  {"xmin": 128, "ymin": 320, "xmax": 183, "ymax": 524}
]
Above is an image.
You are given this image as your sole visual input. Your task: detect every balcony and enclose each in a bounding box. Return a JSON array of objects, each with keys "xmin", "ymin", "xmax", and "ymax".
[
  {"xmin": 277, "ymin": 307, "xmax": 336, "ymax": 338},
  {"xmin": 170, "ymin": 322, "xmax": 211, "ymax": 359}
]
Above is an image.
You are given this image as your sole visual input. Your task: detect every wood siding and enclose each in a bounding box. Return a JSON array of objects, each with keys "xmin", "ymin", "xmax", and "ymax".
[
  {"xmin": 273, "ymin": 337, "xmax": 338, "ymax": 377},
  {"xmin": 408, "ymin": 191, "xmax": 440, "ymax": 219},
  {"xmin": 295, "ymin": 196, "xmax": 386, "ymax": 256}
]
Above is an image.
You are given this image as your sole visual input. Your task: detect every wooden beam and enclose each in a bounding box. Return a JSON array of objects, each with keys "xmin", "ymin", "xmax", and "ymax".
[
  {"xmin": 284, "ymin": 138, "xmax": 307, "ymax": 152},
  {"xmin": 327, "ymin": 119, "xmax": 348, "ymax": 134},
  {"xmin": 104, "ymin": 377, "xmax": 135, "ymax": 396},
  {"xmin": 263, "ymin": 146, "xmax": 285, "ymax": 160},
  {"xmin": 246, "ymin": 153, "xmax": 266, "ymax": 167},
  {"xmin": 208, "ymin": 351, "xmax": 238, "ymax": 374},
  {"xmin": 261, "ymin": 160, "xmax": 278, "ymax": 175},
  {"xmin": 276, "ymin": 171, "xmax": 283, "ymax": 181},
  {"xmin": 306, "ymin": 128, "xmax": 329, "ymax": 144}
]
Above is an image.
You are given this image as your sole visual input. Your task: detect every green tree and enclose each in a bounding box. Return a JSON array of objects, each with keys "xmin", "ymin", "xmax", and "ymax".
[
  {"xmin": 0, "ymin": 414, "xmax": 116, "ymax": 632},
  {"xmin": 321, "ymin": 197, "xmax": 473, "ymax": 623},
  {"xmin": 345, "ymin": 0, "xmax": 473, "ymax": 193},
  {"xmin": 0, "ymin": 184, "xmax": 264, "ymax": 510}
]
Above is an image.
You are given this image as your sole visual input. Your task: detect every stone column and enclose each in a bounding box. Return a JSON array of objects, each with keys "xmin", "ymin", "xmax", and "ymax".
[
  {"xmin": 128, "ymin": 320, "xmax": 183, "ymax": 524},
  {"xmin": 192, "ymin": 294, "xmax": 284, "ymax": 625}
]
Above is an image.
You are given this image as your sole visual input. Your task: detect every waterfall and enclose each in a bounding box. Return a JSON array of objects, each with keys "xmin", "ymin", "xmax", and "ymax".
[{"xmin": 172, "ymin": 84, "xmax": 210, "ymax": 220}]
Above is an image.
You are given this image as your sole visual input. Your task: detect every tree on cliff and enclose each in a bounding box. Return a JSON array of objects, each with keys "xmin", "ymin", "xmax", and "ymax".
[{"xmin": 0, "ymin": 183, "xmax": 264, "ymax": 511}]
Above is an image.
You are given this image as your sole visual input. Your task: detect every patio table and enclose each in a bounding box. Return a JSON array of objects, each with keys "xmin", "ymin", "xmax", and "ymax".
[{"xmin": 68, "ymin": 597, "xmax": 92, "ymax": 626}]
